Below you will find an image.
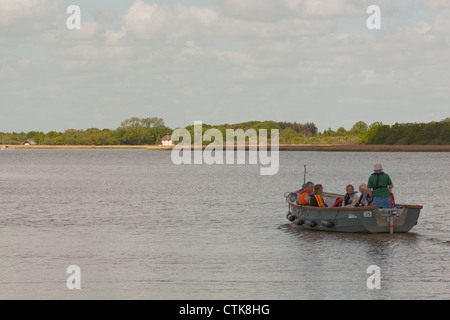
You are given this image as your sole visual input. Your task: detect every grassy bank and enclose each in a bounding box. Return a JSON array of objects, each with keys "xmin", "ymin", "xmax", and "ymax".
[
  {"xmin": 10, "ymin": 145, "xmax": 171, "ymax": 150},
  {"xmin": 7, "ymin": 144, "xmax": 450, "ymax": 152},
  {"xmin": 278, "ymin": 144, "xmax": 450, "ymax": 152}
]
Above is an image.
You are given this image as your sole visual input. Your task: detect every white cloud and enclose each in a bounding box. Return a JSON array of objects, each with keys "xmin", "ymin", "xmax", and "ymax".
[
  {"xmin": 303, "ymin": 0, "xmax": 361, "ymax": 18},
  {"xmin": 180, "ymin": 41, "xmax": 205, "ymax": 56},
  {"xmin": 1, "ymin": 0, "xmax": 450, "ymax": 132},
  {"xmin": 215, "ymin": 51, "xmax": 254, "ymax": 65},
  {"xmin": 360, "ymin": 69, "xmax": 378, "ymax": 84},
  {"xmin": 430, "ymin": 14, "xmax": 450, "ymax": 34},
  {"xmin": 89, "ymin": 7, "xmax": 119, "ymax": 24},
  {"xmin": 122, "ymin": 0, "xmax": 218, "ymax": 40},
  {"xmin": 218, "ymin": 17, "xmax": 335, "ymax": 39},
  {"xmin": 0, "ymin": 0, "xmax": 64, "ymax": 36},
  {"xmin": 216, "ymin": 0, "xmax": 393, "ymax": 20},
  {"xmin": 214, "ymin": 0, "xmax": 302, "ymax": 22},
  {"xmin": 415, "ymin": 21, "xmax": 432, "ymax": 34},
  {"xmin": 105, "ymin": 28, "xmax": 127, "ymax": 43},
  {"xmin": 66, "ymin": 21, "xmax": 106, "ymax": 41},
  {"xmin": 422, "ymin": 0, "xmax": 450, "ymax": 10},
  {"xmin": 62, "ymin": 44, "xmax": 134, "ymax": 61}
]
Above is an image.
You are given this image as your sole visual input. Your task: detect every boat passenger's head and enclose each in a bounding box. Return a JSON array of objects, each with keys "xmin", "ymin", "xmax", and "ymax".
[
  {"xmin": 373, "ymin": 163, "xmax": 383, "ymax": 172},
  {"xmin": 359, "ymin": 184, "xmax": 368, "ymax": 193},
  {"xmin": 314, "ymin": 184, "xmax": 323, "ymax": 194},
  {"xmin": 346, "ymin": 184, "xmax": 354, "ymax": 194},
  {"xmin": 305, "ymin": 181, "xmax": 314, "ymax": 192}
]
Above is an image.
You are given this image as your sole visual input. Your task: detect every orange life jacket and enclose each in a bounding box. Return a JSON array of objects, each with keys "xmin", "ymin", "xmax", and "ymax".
[{"xmin": 298, "ymin": 190, "xmax": 311, "ymax": 205}]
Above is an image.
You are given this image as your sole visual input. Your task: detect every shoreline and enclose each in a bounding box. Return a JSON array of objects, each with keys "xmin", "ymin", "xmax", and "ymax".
[
  {"xmin": 11, "ymin": 145, "xmax": 169, "ymax": 150},
  {"xmin": 5, "ymin": 144, "xmax": 450, "ymax": 152}
]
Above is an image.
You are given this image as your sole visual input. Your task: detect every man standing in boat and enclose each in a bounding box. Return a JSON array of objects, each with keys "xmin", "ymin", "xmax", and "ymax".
[{"xmin": 367, "ymin": 164, "xmax": 393, "ymax": 209}]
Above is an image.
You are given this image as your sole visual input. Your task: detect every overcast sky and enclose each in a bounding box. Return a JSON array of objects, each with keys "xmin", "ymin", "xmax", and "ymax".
[{"xmin": 1, "ymin": 0, "xmax": 449, "ymax": 133}]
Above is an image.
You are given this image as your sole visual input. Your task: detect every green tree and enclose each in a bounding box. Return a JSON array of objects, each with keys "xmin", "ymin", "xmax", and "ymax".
[
  {"xmin": 360, "ymin": 122, "xmax": 391, "ymax": 144},
  {"xmin": 140, "ymin": 117, "xmax": 165, "ymax": 128},
  {"xmin": 336, "ymin": 127, "xmax": 347, "ymax": 136},
  {"xmin": 117, "ymin": 117, "xmax": 170, "ymax": 145},
  {"xmin": 279, "ymin": 128, "xmax": 300, "ymax": 144},
  {"xmin": 323, "ymin": 128, "xmax": 336, "ymax": 136},
  {"xmin": 350, "ymin": 121, "xmax": 368, "ymax": 136},
  {"xmin": 278, "ymin": 121, "xmax": 318, "ymax": 136},
  {"xmin": 252, "ymin": 121, "xmax": 279, "ymax": 138},
  {"xmin": 119, "ymin": 117, "xmax": 165, "ymax": 129}
]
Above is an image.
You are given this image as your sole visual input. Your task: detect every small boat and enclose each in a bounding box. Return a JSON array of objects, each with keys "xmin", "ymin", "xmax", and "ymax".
[
  {"xmin": 285, "ymin": 190, "xmax": 422, "ymax": 233},
  {"xmin": 1, "ymin": 146, "xmax": 15, "ymax": 150}
]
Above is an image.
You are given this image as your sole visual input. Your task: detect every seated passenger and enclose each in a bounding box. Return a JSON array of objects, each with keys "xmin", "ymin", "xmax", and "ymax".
[
  {"xmin": 298, "ymin": 182, "xmax": 314, "ymax": 205},
  {"xmin": 299, "ymin": 182, "xmax": 306, "ymax": 191},
  {"xmin": 356, "ymin": 184, "xmax": 372, "ymax": 207},
  {"xmin": 309, "ymin": 184, "xmax": 328, "ymax": 207},
  {"xmin": 343, "ymin": 184, "xmax": 359, "ymax": 207}
]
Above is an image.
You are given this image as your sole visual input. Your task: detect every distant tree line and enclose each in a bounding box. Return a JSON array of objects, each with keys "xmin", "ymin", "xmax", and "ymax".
[
  {"xmin": 278, "ymin": 122, "xmax": 318, "ymax": 136},
  {"xmin": 360, "ymin": 118, "xmax": 450, "ymax": 145},
  {"xmin": 0, "ymin": 117, "xmax": 171, "ymax": 146},
  {"xmin": 0, "ymin": 117, "xmax": 449, "ymax": 145}
]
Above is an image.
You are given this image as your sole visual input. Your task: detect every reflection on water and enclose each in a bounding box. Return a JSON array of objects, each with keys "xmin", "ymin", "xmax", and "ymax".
[{"xmin": 0, "ymin": 150, "xmax": 449, "ymax": 299}]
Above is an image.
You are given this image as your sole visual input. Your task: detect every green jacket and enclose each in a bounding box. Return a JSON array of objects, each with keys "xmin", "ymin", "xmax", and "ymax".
[{"xmin": 368, "ymin": 172, "xmax": 392, "ymax": 198}]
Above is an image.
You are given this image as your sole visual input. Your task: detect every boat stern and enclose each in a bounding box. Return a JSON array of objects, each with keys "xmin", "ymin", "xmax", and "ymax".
[{"xmin": 365, "ymin": 205, "xmax": 422, "ymax": 233}]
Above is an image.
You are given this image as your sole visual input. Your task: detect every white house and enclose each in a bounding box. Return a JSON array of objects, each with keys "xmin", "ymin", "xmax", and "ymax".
[
  {"xmin": 23, "ymin": 139, "xmax": 38, "ymax": 146},
  {"xmin": 161, "ymin": 134, "xmax": 173, "ymax": 146}
]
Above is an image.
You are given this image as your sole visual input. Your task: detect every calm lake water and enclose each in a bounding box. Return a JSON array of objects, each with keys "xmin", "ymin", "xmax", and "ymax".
[{"xmin": 0, "ymin": 150, "xmax": 449, "ymax": 300}]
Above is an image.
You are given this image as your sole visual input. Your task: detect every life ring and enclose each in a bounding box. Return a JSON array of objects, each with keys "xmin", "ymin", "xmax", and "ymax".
[{"xmin": 288, "ymin": 193, "xmax": 298, "ymax": 203}]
